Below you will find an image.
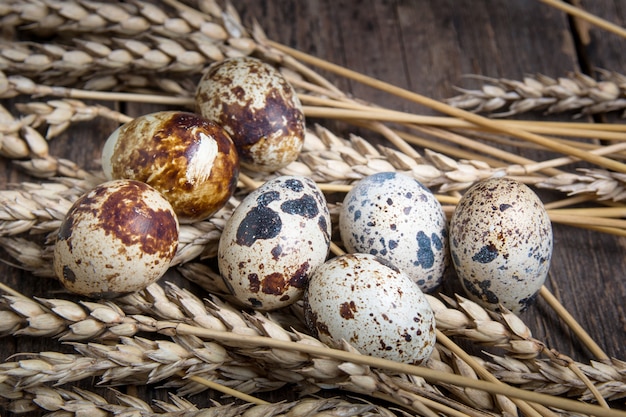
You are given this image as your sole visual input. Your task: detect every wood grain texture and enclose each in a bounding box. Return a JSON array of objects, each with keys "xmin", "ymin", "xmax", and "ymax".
[{"xmin": 0, "ymin": 0, "xmax": 624, "ymax": 413}]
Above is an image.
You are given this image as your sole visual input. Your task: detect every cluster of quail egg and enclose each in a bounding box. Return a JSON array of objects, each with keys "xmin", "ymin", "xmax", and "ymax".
[
  {"xmin": 53, "ymin": 57, "xmax": 302, "ymax": 298},
  {"xmin": 53, "ymin": 56, "xmax": 553, "ymax": 366}
]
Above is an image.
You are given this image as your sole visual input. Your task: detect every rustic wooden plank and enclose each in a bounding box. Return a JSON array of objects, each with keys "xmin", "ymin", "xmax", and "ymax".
[
  {"xmin": 542, "ymin": 0, "xmax": 626, "ymax": 360},
  {"xmin": 0, "ymin": 1, "xmax": 625, "ymax": 414},
  {"xmin": 573, "ymin": 0, "xmax": 626, "ymax": 74}
]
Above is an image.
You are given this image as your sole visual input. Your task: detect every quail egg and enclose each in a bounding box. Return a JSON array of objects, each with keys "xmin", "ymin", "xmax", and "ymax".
[
  {"xmin": 304, "ymin": 253, "xmax": 436, "ymax": 364},
  {"xmin": 101, "ymin": 111, "xmax": 239, "ymax": 223},
  {"xmin": 449, "ymin": 177, "xmax": 553, "ymax": 313},
  {"xmin": 218, "ymin": 175, "xmax": 331, "ymax": 310},
  {"xmin": 195, "ymin": 57, "xmax": 305, "ymax": 172},
  {"xmin": 53, "ymin": 179, "xmax": 179, "ymax": 298},
  {"xmin": 339, "ymin": 172, "xmax": 448, "ymax": 293}
]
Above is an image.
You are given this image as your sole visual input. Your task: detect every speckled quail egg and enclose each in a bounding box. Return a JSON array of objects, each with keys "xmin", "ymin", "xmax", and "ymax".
[
  {"xmin": 53, "ymin": 179, "xmax": 179, "ymax": 298},
  {"xmin": 101, "ymin": 111, "xmax": 239, "ymax": 224},
  {"xmin": 304, "ymin": 253, "xmax": 436, "ymax": 364},
  {"xmin": 218, "ymin": 175, "xmax": 331, "ymax": 311},
  {"xmin": 339, "ymin": 172, "xmax": 448, "ymax": 293},
  {"xmin": 195, "ymin": 57, "xmax": 305, "ymax": 172},
  {"xmin": 449, "ymin": 177, "xmax": 553, "ymax": 313}
]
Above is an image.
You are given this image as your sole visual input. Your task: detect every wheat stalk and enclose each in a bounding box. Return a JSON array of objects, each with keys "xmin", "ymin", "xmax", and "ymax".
[
  {"xmin": 0, "ymin": 324, "xmax": 614, "ymax": 417},
  {"xmin": 1, "ymin": 278, "xmax": 624, "ymax": 411},
  {"xmin": 1, "ymin": 385, "xmax": 397, "ymax": 417},
  {"xmin": 0, "ymin": 284, "xmax": 497, "ymax": 416},
  {"xmin": 0, "ymin": 0, "xmax": 251, "ymax": 93},
  {"xmin": 483, "ymin": 353, "xmax": 626, "ymax": 402},
  {"xmin": 15, "ymin": 98, "xmax": 132, "ymax": 138},
  {"xmin": 538, "ymin": 0, "xmax": 626, "ymax": 39},
  {"xmin": 446, "ymin": 71, "xmax": 626, "ymax": 118}
]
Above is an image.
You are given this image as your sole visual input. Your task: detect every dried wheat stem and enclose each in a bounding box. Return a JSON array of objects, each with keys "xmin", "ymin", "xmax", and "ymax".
[
  {"xmin": 539, "ymin": 0, "xmax": 626, "ymax": 39},
  {"xmin": 543, "ymin": 194, "xmax": 599, "ymax": 210},
  {"xmin": 510, "ymin": 143, "xmax": 626, "ymax": 176},
  {"xmin": 300, "ymin": 93, "xmax": 626, "ymax": 137},
  {"xmin": 547, "ymin": 213, "xmax": 626, "ymax": 229},
  {"xmin": 176, "ymin": 371, "xmax": 270, "ymax": 406},
  {"xmin": 530, "ymin": 120, "xmax": 626, "ymax": 132},
  {"xmin": 573, "ymin": 224, "xmax": 626, "ymax": 237},
  {"xmin": 0, "ymin": 282, "xmax": 29, "ymax": 300},
  {"xmin": 9, "ymin": 83, "xmax": 195, "ymax": 107},
  {"xmin": 539, "ymin": 286, "xmax": 610, "ymax": 362},
  {"xmin": 266, "ymin": 41, "xmax": 626, "ymax": 173},
  {"xmin": 548, "ymin": 207, "xmax": 626, "ymax": 218},
  {"xmin": 302, "ymin": 104, "xmax": 626, "ymax": 142},
  {"xmin": 6, "ymin": 73, "xmax": 536, "ymax": 179},
  {"xmin": 389, "ymin": 391, "xmax": 478, "ymax": 417},
  {"xmin": 565, "ymin": 363, "xmax": 611, "ymax": 408}
]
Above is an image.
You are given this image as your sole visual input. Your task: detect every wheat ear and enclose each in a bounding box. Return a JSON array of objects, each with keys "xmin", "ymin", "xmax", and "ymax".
[
  {"xmin": 1, "ymin": 385, "xmax": 397, "ymax": 417},
  {"xmin": 446, "ymin": 71, "xmax": 626, "ymax": 118}
]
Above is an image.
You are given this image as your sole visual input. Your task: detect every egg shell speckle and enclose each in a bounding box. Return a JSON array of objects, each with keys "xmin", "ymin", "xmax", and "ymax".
[
  {"xmin": 339, "ymin": 172, "xmax": 448, "ymax": 293},
  {"xmin": 304, "ymin": 253, "xmax": 436, "ymax": 364},
  {"xmin": 53, "ymin": 179, "xmax": 179, "ymax": 298},
  {"xmin": 195, "ymin": 57, "xmax": 305, "ymax": 172},
  {"xmin": 218, "ymin": 175, "xmax": 331, "ymax": 311},
  {"xmin": 101, "ymin": 111, "xmax": 239, "ymax": 223},
  {"xmin": 449, "ymin": 177, "xmax": 553, "ymax": 313}
]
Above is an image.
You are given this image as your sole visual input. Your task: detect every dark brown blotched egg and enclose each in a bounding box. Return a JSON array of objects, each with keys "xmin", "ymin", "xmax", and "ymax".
[
  {"xmin": 449, "ymin": 177, "xmax": 553, "ymax": 313},
  {"xmin": 53, "ymin": 179, "xmax": 179, "ymax": 298},
  {"xmin": 195, "ymin": 56, "xmax": 305, "ymax": 172},
  {"xmin": 101, "ymin": 111, "xmax": 239, "ymax": 223},
  {"xmin": 304, "ymin": 253, "xmax": 436, "ymax": 364},
  {"xmin": 218, "ymin": 175, "xmax": 331, "ymax": 311}
]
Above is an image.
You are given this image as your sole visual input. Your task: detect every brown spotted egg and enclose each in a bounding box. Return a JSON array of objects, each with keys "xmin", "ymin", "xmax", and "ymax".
[
  {"xmin": 218, "ymin": 175, "xmax": 331, "ymax": 311},
  {"xmin": 449, "ymin": 177, "xmax": 553, "ymax": 313},
  {"xmin": 53, "ymin": 179, "xmax": 179, "ymax": 298},
  {"xmin": 101, "ymin": 111, "xmax": 239, "ymax": 224},
  {"xmin": 304, "ymin": 253, "xmax": 436, "ymax": 364},
  {"xmin": 339, "ymin": 172, "xmax": 448, "ymax": 293},
  {"xmin": 195, "ymin": 57, "xmax": 305, "ymax": 172}
]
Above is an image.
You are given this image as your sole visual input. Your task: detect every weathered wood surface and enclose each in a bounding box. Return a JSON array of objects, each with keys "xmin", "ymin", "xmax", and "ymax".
[{"xmin": 0, "ymin": 0, "xmax": 625, "ymax": 413}]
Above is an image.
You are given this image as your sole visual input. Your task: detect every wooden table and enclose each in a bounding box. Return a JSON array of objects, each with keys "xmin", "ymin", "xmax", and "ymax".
[{"xmin": 0, "ymin": 0, "xmax": 625, "ymax": 413}]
